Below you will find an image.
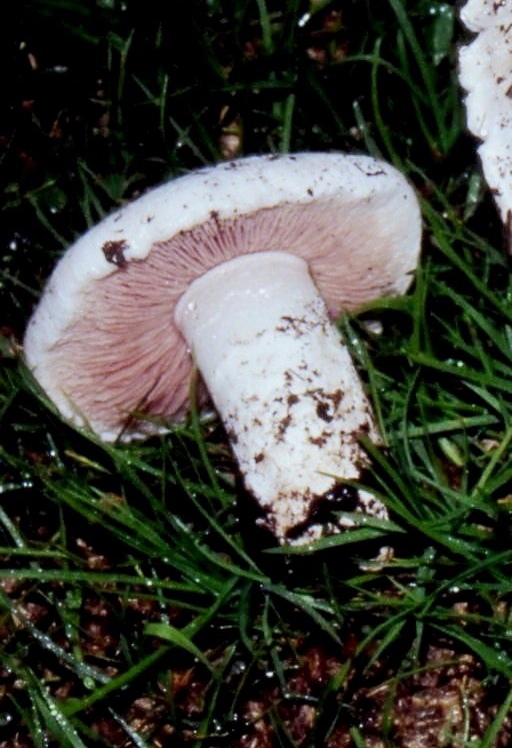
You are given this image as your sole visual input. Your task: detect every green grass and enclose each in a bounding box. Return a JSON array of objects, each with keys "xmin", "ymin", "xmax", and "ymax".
[{"xmin": 2, "ymin": 0, "xmax": 512, "ymax": 745}]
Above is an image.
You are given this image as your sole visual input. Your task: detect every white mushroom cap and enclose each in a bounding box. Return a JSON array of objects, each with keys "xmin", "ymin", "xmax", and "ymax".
[
  {"xmin": 460, "ymin": 0, "xmax": 509, "ymax": 32},
  {"xmin": 459, "ymin": 0, "xmax": 512, "ymax": 224},
  {"xmin": 24, "ymin": 152, "xmax": 421, "ymax": 441}
]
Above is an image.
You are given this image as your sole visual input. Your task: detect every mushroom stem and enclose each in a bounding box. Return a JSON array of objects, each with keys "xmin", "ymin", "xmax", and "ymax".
[{"xmin": 175, "ymin": 251, "xmax": 387, "ymax": 544}]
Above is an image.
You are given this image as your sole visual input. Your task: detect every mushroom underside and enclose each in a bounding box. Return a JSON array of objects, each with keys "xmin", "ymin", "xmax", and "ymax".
[{"xmin": 30, "ymin": 197, "xmax": 415, "ymax": 440}]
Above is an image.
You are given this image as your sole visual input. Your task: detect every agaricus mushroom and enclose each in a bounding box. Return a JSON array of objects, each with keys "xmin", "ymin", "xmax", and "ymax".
[
  {"xmin": 459, "ymin": 0, "xmax": 512, "ymax": 227},
  {"xmin": 24, "ymin": 153, "xmax": 421, "ymax": 544}
]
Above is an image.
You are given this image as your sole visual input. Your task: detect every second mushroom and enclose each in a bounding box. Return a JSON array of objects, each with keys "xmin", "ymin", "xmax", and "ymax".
[{"xmin": 24, "ymin": 153, "xmax": 422, "ymax": 544}]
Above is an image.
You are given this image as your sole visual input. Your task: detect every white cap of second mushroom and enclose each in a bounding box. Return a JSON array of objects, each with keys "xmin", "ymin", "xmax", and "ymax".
[{"xmin": 459, "ymin": 0, "xmax": 512, "ymax": 225}]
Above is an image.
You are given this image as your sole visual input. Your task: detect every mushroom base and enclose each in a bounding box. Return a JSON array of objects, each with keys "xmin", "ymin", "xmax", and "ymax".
[{"xmin": 175, "ymin": 251, "xmax": 387, "ymax": 545}]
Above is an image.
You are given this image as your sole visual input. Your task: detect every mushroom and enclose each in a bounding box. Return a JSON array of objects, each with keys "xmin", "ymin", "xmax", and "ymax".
[
  {"xmin": 458, "ymin": 0, "xmax": 512, "ymax": 228},
  {"xmin": 24, "ymin": 152, "xmax": 421, "ymax": 544}
]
